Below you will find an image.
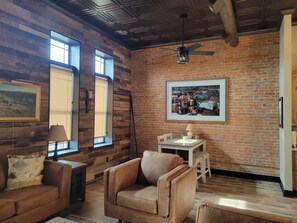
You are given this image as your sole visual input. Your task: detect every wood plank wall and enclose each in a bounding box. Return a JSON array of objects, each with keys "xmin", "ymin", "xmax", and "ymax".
[{"xmin": 0, "ymin": 0, "xmax": 132, "ymax": 182}]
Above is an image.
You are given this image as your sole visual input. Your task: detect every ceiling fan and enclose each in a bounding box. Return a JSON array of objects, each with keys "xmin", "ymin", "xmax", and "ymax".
[{"xmin": 162, "ymin": 13, "xmax": 215, "ymax": 64}]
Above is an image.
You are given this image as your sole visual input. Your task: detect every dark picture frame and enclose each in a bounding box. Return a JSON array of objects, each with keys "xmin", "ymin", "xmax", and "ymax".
[
  {"xmin": 278, "ymin": 97, "xmax": 283, "ymax": 128},
  {"xmin": 0, "ymin": 80, "xmax": 41, "ymax": 121},
  {"xmin": 166, "ymin": 78, "xmax": 227, "ymax": 122}
]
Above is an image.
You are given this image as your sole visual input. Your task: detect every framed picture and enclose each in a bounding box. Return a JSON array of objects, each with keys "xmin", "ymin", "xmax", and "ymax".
[
  {"xmin": 278, "ymin": 97, "xmax": 283, "ymax": 128},
  {"xmin": 0, "ymin": 81, "xmax": 41, "ymax": 121},
  {"xmin": 166, "ymin": 78, "xmax": 227, "ymax": 122}
]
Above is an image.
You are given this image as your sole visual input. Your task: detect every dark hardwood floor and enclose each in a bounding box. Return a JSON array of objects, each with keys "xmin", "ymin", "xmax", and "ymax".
[{"xmin": 63, "ymin": 175, "xmax": 297, "ymax": 223}]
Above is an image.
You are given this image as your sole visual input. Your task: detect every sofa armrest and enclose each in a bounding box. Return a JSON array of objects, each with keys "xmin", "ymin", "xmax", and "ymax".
[
  {"xmin": 43, "ymin": 160, "xmax": 72, "ymax": 201},
  {"xmin": 170, "ymin": 166, "xmax": 197, "ymax": 223},
  {"xmin": 196, "ymin": 202, "xmax": 295, "ymax": 223},
  {"xmin": 104, "ymin": 158, "xmax": 141, "ymax": 205},
  {"xmin": 157, "ymin": 164, "xmax": 188, "ymax": 217}
]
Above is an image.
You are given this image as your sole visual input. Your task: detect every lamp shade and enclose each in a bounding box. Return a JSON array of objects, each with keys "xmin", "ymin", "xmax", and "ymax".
[
  {"xmin": 186, "ymin": 124, "xmax": 194, "ymax": 131},
  {"xmin": 47, "ymin": 125, "xmax": 68, "ymax": 142}
]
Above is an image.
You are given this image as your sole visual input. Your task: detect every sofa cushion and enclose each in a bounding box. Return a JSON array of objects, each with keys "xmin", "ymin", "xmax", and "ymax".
[
  {"xmin": 140, "ymin": 150, "xmax": 183, "ymax": 185},
  {"xmin": 117, "ymin": 184, "xmax": 158, "ymax": 214},
  {"xmin": 0, "ymin": 185, "xmax": 58, "ymax": 214},
  {"xmin": 6, "ymin": 153, "xmax": 46, "ymax": 191},
  {"xmin": 0, "ymin": 199, "xmax": 16, "ymax": 222}
]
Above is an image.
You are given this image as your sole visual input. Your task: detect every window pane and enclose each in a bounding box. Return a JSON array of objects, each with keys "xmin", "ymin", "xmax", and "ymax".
[
  {"xmin": 94, "ymin": 137, "xmax": 105, "ymax": 144},
  {"xmin": 95, "ymin": 56, "xmax": 104, "ymax": 74},
  {"xmin": 50, "ymin": 39, "xmax": 69, "ymax": 64},
  {"xmin": 48, "ymin": 141, "xmax": 68, "ymax": 152},
  {"xmin": 94, "ymin": 77, "xmax": 107, "ymax": 139}
]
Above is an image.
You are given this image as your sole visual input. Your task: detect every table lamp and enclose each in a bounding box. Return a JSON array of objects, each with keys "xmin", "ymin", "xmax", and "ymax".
[
  {"xmin": 47, "ymin": 125, "xmax": 68, "ymax": 161},
  {"xmin": 186, "ymin": 124, "xmax": 194, "ymax": 139}
]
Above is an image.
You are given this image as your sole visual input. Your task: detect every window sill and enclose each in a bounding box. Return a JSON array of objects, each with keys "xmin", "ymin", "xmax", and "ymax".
[
  {"xmin": 47, "ymin": 148, "xmax": 79, "ymax": 159},
  {"xmin": 93, "ymin": 142, "xmax": 113, "ymax": 149}
]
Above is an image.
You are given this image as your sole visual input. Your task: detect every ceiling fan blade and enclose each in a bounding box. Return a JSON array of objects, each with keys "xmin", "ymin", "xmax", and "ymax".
[
  {"xmin": 160, "ymin": 48, "xmax": 176, "ymax": 52},
  {"xmin": 155, "ymin": 52, "xmax": 177, "ymax": 59},
  {"xmin": 189, "ymin": 51, "xmax": 215, "ymax": 56},
  {"xmin": 186, "ymin": 43, "xmax": 202, "ymax": 52}
]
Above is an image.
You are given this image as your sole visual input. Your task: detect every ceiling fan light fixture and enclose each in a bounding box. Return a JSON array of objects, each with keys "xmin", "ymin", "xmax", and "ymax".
[{"xmin": 177, "ymin": 47, "xmax": 189, "ymax": 64}]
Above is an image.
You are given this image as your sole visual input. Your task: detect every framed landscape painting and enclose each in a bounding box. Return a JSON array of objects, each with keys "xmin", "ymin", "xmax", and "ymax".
[
  {"xmin": 0, "ymin": 81, "xmax": 41, "ymax": 121},
  {"xmin": 166, "ymin": 78, "xmax": 227, "ymax": 122}
]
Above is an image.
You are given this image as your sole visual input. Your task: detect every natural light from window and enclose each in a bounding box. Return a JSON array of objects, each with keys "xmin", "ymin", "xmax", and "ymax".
[
  {"xmin": 95, "ymin": 56, "xmax": 104, "ymax": 74},
  {"xmin": 50, "ymin": 39, "xmax": 69, "ymax": 64}
]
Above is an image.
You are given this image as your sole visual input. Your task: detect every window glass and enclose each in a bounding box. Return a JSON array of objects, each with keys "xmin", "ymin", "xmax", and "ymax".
[
  {"xmin": 50, "ymin": 39, "xmax": 69, "ymax": 64},
  {"xmin": 95, "ymin": 56, "xmax": 104, "ymax": 74}
]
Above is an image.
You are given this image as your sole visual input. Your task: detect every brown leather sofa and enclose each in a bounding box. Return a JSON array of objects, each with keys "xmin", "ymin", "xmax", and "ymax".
[
  {"xmin": 0, "ymin": 156, "xmax": 72, "ymax": 223},
  {"xmin": 196, "ymin": 202, "xmax": 297, "ymax": 223},
  {"xmin": 104, "ymin": 150, "xmax": 197, "ymax": 223}
]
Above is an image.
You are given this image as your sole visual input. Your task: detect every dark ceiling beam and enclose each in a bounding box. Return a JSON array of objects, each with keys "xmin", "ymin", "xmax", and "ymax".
[{"xmin": 208, "ymin": 0, "xmax": 239, "ymax": 47}]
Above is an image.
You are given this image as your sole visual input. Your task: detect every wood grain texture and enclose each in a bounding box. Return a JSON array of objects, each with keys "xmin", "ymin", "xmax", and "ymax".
[{"xmin": 0, "ymin": 0, "xmax": 132, "ymax": 182}]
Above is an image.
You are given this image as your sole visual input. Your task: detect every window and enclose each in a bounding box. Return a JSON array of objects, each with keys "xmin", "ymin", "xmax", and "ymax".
[
  {"xmin": 94, "ymin": 76, "xmax": 107, "ymax": 144},
  {"xmin": 49, "ymin": 31, "xmax": 80, "ymax": 155},
  {"xmin": 95, "ymin": 56, "xmax": 104, "ymax": 74},
  {"xmin": 50, "ymin": 39, "xmax": 69, "ymax": 64},
  {"xmin": 94, "ymin": 50, "xmax": 114, "ymax": 147},
  {"xmin": 49, "ymin": 65, "xmax": 73, "ymax": 151}
]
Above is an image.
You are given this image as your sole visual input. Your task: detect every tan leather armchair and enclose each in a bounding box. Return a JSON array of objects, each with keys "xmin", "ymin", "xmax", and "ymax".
[{"xmin": 104, "ymin": 150, "xmax": 197, "ymax": 223}]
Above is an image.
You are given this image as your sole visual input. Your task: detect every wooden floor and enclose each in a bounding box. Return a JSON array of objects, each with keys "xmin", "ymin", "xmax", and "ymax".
[{"xmin": 64, "ymin": 175, "xmax": 297, "ymax": 223}]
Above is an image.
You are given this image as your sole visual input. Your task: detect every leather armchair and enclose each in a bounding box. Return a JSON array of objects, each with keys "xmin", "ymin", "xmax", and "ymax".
[{"xmin": 104, "ymin": 150, "xmax": 197, "ymax": 223}]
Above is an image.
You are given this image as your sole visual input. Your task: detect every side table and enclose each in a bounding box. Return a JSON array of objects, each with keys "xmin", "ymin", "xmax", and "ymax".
[{"xmin": 58, "ymin": 160, "xmax": 87, "ymax": 203}]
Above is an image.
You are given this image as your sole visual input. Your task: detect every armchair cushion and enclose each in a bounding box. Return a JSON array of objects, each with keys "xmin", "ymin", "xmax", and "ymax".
[
  {"xmin": 140, "ymin": 150, "xmax": 183, "ymax": 185},
  {"xmin": 117, "ymin": 184, "xmax": 157, "ymax": 214}
]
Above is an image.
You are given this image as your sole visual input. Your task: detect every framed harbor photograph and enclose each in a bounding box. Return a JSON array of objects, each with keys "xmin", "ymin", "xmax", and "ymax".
[
  {"xmin": 166, "ymin": 78, "xmax": 227, "ymax": 122},
  {"xmin": 0, "ymin": 81, "xmax": 41, "ymax": 121}
]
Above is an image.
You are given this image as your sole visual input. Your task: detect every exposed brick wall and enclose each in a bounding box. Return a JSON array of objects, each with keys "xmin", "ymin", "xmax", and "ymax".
[
  {"xmin": 132, "ymin": 32, "xmax": 280, "ymax": 176},
  {"xmin": 0, "ymin": 0, "xmax": 132, "ymax": 182}
]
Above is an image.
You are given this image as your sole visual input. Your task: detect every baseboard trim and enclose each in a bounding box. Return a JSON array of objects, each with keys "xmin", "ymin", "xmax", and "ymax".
[
  {"xmin": 211, "ymin": 169, "xmax": 280, "ymax": 182},
  {"xmin": 279, "ymin": 181, "xmax": 296, "ymax": 198}
]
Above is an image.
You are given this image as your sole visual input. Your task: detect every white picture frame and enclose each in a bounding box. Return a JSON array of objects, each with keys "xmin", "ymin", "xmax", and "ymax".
[{"xmin": 166, "ymin": 78, "xmax": 227, "ymax": 122}]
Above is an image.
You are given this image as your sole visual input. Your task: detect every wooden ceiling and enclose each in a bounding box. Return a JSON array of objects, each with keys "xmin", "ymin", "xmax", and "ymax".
[{"xmin": 45, "ymin": 0, "xmax": 297, "ymax": 49}]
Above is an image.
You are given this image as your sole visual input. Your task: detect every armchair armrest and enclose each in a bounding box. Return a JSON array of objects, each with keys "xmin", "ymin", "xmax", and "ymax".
[
  {"xmin": 196, "ymin": 202, "xmax": 295, "ymax": 223},
  {"xmin": 104, "ymin": 158, "xmax": 141, "ymax": 204},
  {"xmin": 170, "ymin": 166, "xmax": 197, "ymax": 223},
  {"xmin": 157, "ymin": 164, "xmax": 188, "ymax": 217},
  {"xmin": 43, "ymin": 160, "xmax": 72, "ymax": 201}
]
